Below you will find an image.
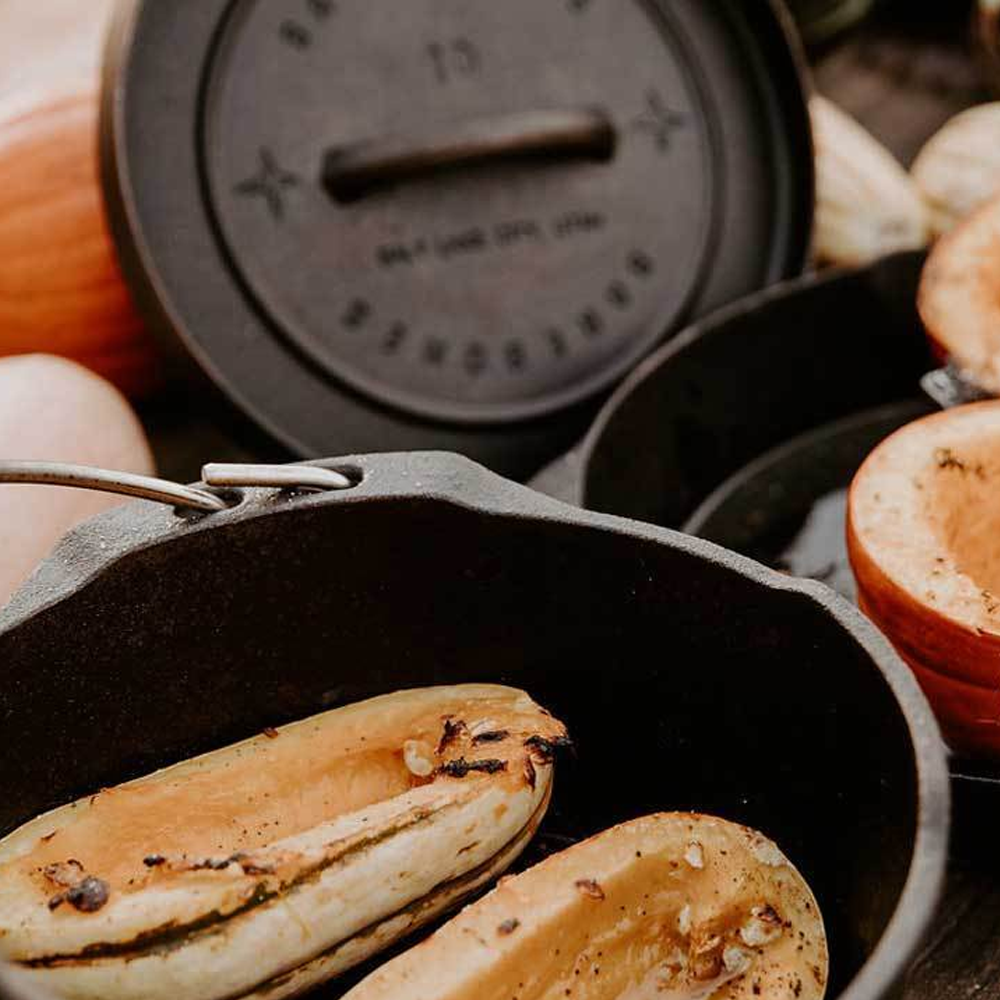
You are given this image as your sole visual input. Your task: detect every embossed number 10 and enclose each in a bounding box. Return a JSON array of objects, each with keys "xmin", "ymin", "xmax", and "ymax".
[{"xmin": 426, "ymin": 39, "xmax": 482, "ymax": 84}]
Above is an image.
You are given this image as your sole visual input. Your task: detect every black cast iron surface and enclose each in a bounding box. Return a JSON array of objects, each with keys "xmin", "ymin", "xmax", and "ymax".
[
  {"xmin": 0, "ymin": 453, "xmax": 947, "ymax": 1000},
  {"xmin": 684, "ymin": 400, "xmax": 933, "ymax": 602},
  {"xmin": 102, "ymin": 0, "xmax": 812, "ymax": 478}
]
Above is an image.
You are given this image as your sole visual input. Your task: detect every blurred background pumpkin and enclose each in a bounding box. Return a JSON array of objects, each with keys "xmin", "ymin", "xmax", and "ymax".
[{"xmin": 0, "ymin": 0, "xmax": 162, "ymax": 398}]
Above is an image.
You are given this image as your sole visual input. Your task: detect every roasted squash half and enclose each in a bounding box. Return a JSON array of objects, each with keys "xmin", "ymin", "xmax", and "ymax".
[
  {"xmin": 346, "ymin": 813, "xmax": 828, "ymax": 1000},
  {"xmin": 0, "ymin": 685, "xmax": 567, "ymax": 1000},
  {"xmin": 848, "ymin": 401, "xmax": 1000, "ymax": 755},
  {"xmin": 919, "ymin": 191, "xmax": 1000, "ymax": 395}
]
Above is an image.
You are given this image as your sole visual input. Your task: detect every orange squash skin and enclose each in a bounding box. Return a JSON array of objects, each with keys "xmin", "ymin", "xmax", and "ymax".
[
  {"xmin": 0, "ymin": 89, "xmax": 161, "ymax": 397},
  {"xmin": 848, "ymin": 485, "xmax": 1000, "ymax": 756},
  {"xmin": 918, "ymin": 194, "xmax": 1000, "ymax": 395}
]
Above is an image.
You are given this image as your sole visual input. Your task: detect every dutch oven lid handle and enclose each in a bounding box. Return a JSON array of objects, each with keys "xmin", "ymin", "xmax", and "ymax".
[{"xmin": 0, "ymin": 462, "xmax": 355, "ymax": 512}]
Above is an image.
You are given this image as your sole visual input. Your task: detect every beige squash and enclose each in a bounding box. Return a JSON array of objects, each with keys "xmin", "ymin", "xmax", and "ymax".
[
  {"xmin": 0, "ymin": 685, "xmax": 567, "ymax": 1000},
  {"xmin": 811, "ymin": 95, "xmax": 928, "ymax": 268},
  {"xmin": 346, "ymin": 813, "xmax": 828, "ymax": 1000},
  {"xmin": 911, "ymin": 104, "xmax": 1000, "ymax": 238}
]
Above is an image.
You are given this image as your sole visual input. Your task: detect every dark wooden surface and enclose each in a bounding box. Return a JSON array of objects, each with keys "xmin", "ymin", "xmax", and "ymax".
[
  {"xmin": 902, "ymin": 771, "xmax": 1000, "ymax": 1000},
  {"xmin": 142, "ymin": 7, "xmax": 1000, "ymax": 999}
]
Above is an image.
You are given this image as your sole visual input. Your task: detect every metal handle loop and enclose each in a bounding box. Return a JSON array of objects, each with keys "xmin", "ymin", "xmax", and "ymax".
[
  {"xmin": 0, "ymin": 462, "xmax": 356, "ymax": 513},
  {"xmin": 0, "ymin": 462, "xmax": 229, "ymax": 512},
  {"xmin": 201, "ymin": 463, "xmax": 354, "ymax": 491}
]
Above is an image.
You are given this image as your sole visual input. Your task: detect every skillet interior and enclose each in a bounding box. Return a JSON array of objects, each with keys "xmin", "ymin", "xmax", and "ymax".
[{"xmin": 0, "ymin": 454, "xmax": 945, "ymax": 999}]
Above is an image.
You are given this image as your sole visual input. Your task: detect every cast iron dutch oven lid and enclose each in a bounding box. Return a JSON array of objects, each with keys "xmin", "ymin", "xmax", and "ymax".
[{"xmin": 100, "ymin": 0, "xmax": 812, "ymax": 477}]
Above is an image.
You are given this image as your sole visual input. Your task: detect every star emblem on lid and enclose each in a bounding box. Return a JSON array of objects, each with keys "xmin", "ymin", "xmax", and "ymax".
[
  {"xmin": 631, "ymin": 89, "xmax": 686, "ymax": 152},
  {"xmin": 234, "ymin": 147, "xmax": 300, "ymax": 220}
]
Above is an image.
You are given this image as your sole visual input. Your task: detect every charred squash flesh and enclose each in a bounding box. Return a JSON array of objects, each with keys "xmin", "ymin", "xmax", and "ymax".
[
  {"xmin": 345, "ymin": 813, "xmax": 828, "ymax": 1000},
  {"xmin": 0, "ymin": 684, "xmax": 567, "ymax": 1000}
]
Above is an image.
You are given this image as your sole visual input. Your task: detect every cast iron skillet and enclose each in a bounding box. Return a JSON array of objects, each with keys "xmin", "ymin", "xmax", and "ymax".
[{"xmin": 0, "ymin": 453, "xmax": 948, "ymax": 1000}]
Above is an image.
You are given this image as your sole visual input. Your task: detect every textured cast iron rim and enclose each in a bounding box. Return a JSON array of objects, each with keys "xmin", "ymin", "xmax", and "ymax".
[{"xmin": 0, "ymin": 452, "xmax": 949, "ymax": 1000}]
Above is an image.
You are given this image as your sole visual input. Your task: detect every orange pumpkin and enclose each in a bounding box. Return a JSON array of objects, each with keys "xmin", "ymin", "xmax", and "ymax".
[
  {"xmin": 0, "ymin": 88, "xmax": 162, "ymax": 397},
  {"xmin": 918, "ymin": 191, "xmax": 1000, "ymax": 394}
]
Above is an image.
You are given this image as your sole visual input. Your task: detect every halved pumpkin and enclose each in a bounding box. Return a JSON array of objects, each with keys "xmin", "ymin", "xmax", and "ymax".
[
  {"xmin": 918, "ymin": 192, "xmax": 1000, "ymax": 394},
  {"xmin": 345, "ymin": 813, "xmax": 828, "ymax": 1000},
  {"xmin": 847, "ymin": 402, "xmax": 1000, "ymax": 755},
  {"xmin": 0, "ymin": 685, "xmax": 567, "ymax": 1000}
]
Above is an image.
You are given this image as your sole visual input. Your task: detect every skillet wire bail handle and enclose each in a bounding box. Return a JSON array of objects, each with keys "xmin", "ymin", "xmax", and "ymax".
[
  {"xmin": 201, "ymin": 463, "xmax": 354, "ymax": 491},
  {"xmin": 0, "ymin": 461, "xmax": 355, "ymax": 513},
  {"xmin": 0, "ymin": 461, "xmax": 228, "ymax": 512}
]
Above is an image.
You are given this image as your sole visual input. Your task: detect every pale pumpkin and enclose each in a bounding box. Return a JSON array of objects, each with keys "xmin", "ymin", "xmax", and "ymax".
[{"xmin": 0, "ymin": 354, "xmax": 154, "ymax": 606}]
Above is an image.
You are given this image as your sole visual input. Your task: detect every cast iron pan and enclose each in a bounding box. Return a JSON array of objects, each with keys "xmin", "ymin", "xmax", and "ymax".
[
  {"xmin": 532, "ymin": 251, "xmax": 1000, "ymax": 998},
  {"xmin": 0, "ymin": 453, "xmax": 947, "ymax": 1000}
]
